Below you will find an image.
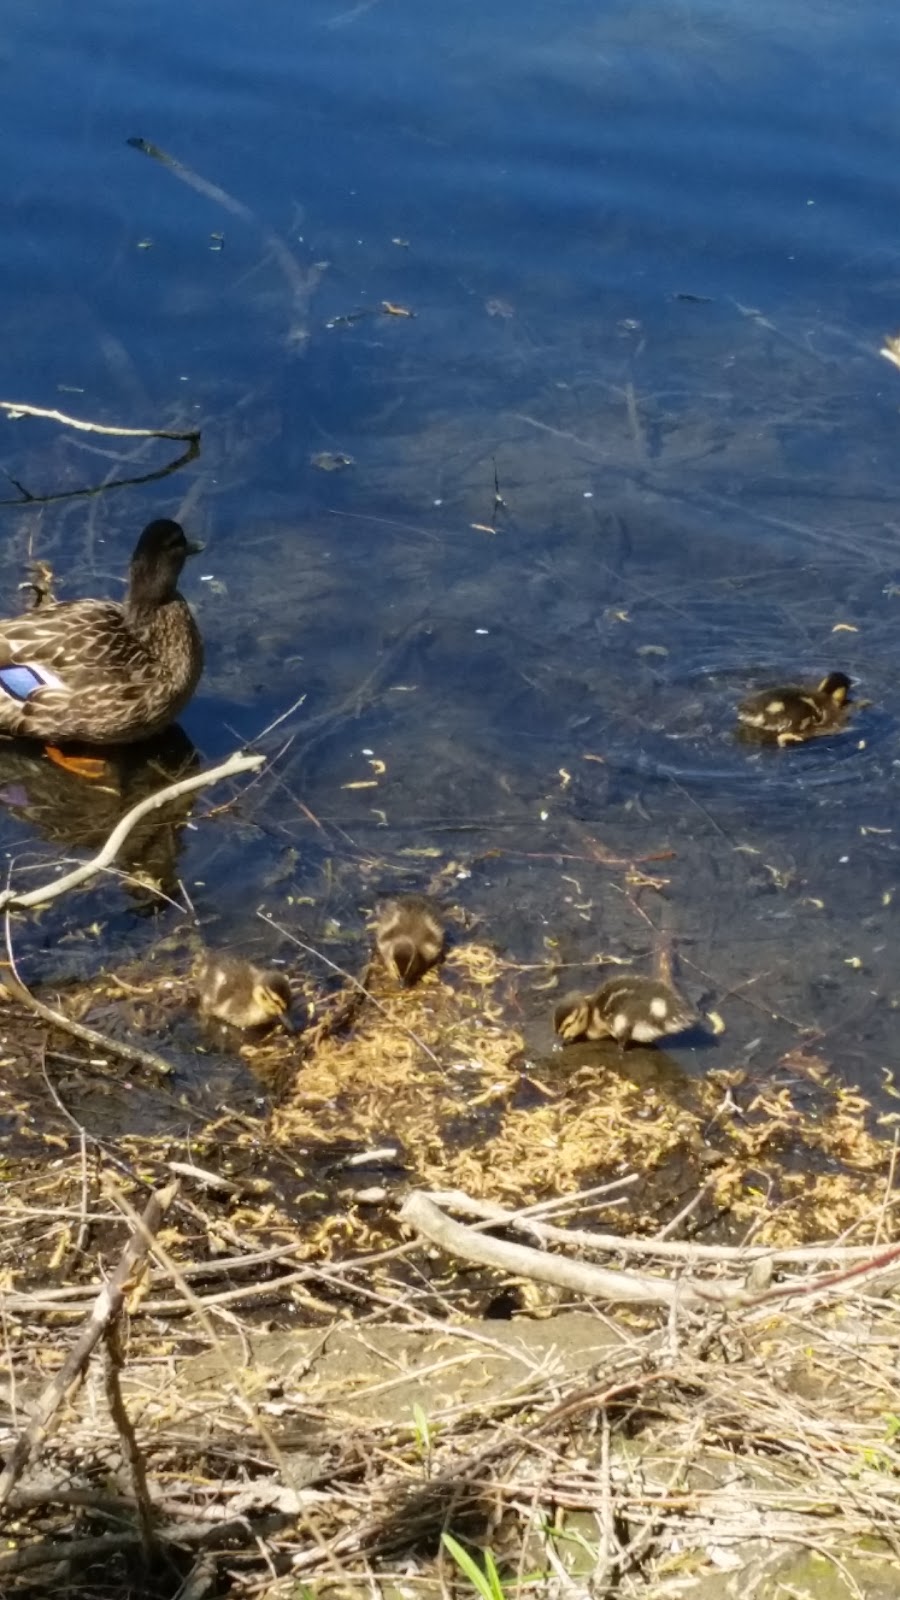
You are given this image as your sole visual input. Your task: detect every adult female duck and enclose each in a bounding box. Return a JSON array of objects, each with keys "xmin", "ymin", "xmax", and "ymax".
[{"xmin": 0, "ymin": 519, "xmax": 203, "ymax": 749}]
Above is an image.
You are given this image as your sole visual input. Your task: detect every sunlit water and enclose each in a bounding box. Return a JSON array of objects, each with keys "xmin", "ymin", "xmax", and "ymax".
[{"xmin": 2, "ymin": 0, "xmax": 900, "ymax": 1103}]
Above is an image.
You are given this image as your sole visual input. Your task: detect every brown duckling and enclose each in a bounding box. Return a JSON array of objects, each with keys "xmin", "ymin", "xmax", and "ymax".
[
  {"xmin": 195, "ymin": 954, "xmax": 292, "ymax": 1030},
  {"xmin": 554, "ymin": 974, "xmax": 696, "ymax": 1048},
  {"xmin": 736, "ymin": 671, "xmax": 851, "ymax": 746},
  {"xmin": 375, "ymin": 894, "xmax": 444, "ymax": 985}
]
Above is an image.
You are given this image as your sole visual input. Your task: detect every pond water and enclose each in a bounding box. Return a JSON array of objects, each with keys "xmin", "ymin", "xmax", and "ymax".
[{"xmin": 2, "ymin": 0, "xmax": 900, "ymax": 1106}]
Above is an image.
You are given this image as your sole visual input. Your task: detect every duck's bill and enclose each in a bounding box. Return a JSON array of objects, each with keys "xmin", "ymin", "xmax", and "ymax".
[{"xmin": 185, "ymin": 540, "xmax": 205, "ymax": 556}]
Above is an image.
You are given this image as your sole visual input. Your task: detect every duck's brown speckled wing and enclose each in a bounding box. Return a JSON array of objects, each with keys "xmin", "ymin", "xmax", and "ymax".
[{"xmin": 0, "ymin": 597, "xmax": 201, "ymax": 743}]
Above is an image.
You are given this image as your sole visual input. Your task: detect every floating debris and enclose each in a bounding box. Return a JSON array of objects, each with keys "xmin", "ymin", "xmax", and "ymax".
[
  {"xmin": 326, "ymin": 309, "xmax": 369, "ymax": 328},
  {"xmin": 310, "ymin": 451, "xmax": 354, "ymax": 472}
]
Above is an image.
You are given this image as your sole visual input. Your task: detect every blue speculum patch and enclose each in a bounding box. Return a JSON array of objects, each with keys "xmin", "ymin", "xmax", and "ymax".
[{"xmin": 0, "ymin": 664, "xmax": 61, "ymax": 702}]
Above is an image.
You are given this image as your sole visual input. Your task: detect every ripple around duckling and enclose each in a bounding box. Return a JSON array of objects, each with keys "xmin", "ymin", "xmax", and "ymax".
[{"xmin": 594, "ymin": 665, "xmax": 894, "ymax": 803}]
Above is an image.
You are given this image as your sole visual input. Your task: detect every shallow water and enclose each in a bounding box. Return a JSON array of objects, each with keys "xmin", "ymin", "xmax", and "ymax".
[{"xmin": 2, "ymin": 0, "xmax": 900, "ymax": 1108}]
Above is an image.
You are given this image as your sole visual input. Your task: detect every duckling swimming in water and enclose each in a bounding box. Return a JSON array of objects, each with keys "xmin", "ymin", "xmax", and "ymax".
[
  {"xmin": 195, "ymin": 954, "xmax": 292, "ymax": 1031},
  {"xmin": 737, "ymin": 671, "xmax": 852, "ymax": 746},
  {"xmin": 554, "ymin": 974, "xmax": 696, "ymax": 1048},
  {"xmin": 375, "ymin": 895, "xmax": 444, "ymax": 985}
]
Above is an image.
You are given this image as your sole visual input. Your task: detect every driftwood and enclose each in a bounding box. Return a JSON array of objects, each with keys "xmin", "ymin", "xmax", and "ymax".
[
  {"xmin": 0, "ymin": 1179, "xmax": 179, "ymax": 1510},
  {"xmin": 421, "ymin": 1187, "xmax": 885, "ymax": 1266},
  {"xmin": 400, "ymin": 1191, "xmax": 732, "ymax": 1308},
  {"xmin": 401, "ymin": 1191, "xmax": 900, "ymax": 1312},
  {"xmin": 6, "ymin": 932, "xmax": 175, "ymax": 1076},
  {"xmin": 0, "ymin": 751, "xmax": 265, "ymax": 1077}
]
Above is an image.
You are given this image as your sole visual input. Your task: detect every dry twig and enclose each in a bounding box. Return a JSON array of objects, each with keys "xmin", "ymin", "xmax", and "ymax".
[
  {"xmin": 0, "ymin": 1178, "xmax": 178, "ymax": 1510},
  {"xmin": 0, "ymin": 750, "xmax": 264, "ymax": 912},
  {"xmin": 0, "ymin": 399, "xmax": 199, "ymax": 441}
]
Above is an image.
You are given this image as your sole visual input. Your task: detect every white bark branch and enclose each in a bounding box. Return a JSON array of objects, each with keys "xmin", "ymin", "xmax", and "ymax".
[
  {"xmin": 0, "ymin": 400, "xmax": 199, "ymax": 442},
  {"xmin": 400, "ymin": 1192, "xmax": 737, "ymax": 1309},
  {"xmin": 421, "ymin": 1188, "xmax": 883, "ymax": 1266},
  {"xmin": 0, "ymin": 750, "xmax": 264, "ymax": 912}
]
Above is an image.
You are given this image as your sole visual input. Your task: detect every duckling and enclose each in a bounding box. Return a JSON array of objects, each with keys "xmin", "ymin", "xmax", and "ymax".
[
  {"xmin": 195, "ymin": 954, "xmax": 292, "ymax": 1031},
  {"xmin": 375, "ymin": 894, "xmax": 444, "ymax": 985},
  {"xmin": 554, "ymin": 975, "xmax": 696, "ymax": 1048},
  {"xmin": 736, "ymin": 671, "xmax": 852, "ymax": 746}
]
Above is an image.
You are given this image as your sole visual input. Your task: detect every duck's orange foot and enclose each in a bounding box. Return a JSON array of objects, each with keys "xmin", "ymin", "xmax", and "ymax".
[{"xmin": 44, "ymin": 745, "xmax": 110, "ymax": 781}]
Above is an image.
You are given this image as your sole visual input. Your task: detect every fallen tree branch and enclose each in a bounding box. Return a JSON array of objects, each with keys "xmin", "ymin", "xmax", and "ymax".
[
  {"xmin": 6, "ymin": 936, "xmax": 175, "ymax": 1076},
  {"xmin": 421, "ymin": 1188, "xmax": 885, "ymax": 1266},
  {"xmin": 0, "ymin": 399, "xmax": 199, "ymax": 442},
  {"xmin": 0, "ymin": 1514, "xmax": 292, "ymax": 1576},
  {"xmin": 103, "ymin": 1321, "xmax": 155, "ymax": 1558},
  {"xmin": 0, "ymin": 750, "xmax": 264, "ymax": 912},
  {"xmin": 403, "ymin": 1193, "xmax": 900, "ymax": 1315},
  {"xmin": 0, "ymin": 1179, "xmax": 179, "ymax": 1511},
  {"xmin": 400, "ymin": 1192, "xmax": 735, "ymax": 1308}
]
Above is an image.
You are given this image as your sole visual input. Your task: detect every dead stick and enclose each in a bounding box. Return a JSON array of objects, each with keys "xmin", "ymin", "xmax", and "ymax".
[
  {"xmin": 0, "ymin": 1179, "xmax": 179, "ymax": 1510},
  {"xmin": 103, "ymin": 1321, "xmax": 155, "ymax": 1557},
  {"xmin": 0, "ymin": 1533, "xmax": 143, "ymax": 1576},
  {"xmin": 0, "ymin": 400, "xmax": 199, "ymax": 442},
  {"xmin": 400, "ymin": 1193, "xmax": 731, "ymax": 1308},
  {"xmin": 420, "ymin": 1189, "xmax": 881, "ymax": 1265},
  {"xmin": 7, "ymin": 941, "xmax": 176, "ymax": 1077},
  {"xmin": 0, "ymin": 750, "xmax": 264, "ymax": 911}
]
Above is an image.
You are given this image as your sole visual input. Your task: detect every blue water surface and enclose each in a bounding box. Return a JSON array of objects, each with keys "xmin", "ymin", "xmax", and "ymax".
[{"xmin": 1, "ymin": 0, "xmax": 900, "ymax": 1094}]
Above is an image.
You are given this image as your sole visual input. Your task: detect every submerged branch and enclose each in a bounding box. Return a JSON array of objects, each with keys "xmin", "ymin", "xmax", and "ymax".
[{"xmin": 0, "ymin": 438, "xmax": 200, "ymax": 508}]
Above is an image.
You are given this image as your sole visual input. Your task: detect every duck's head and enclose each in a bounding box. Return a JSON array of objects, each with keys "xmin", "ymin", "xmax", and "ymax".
[
  {"xmin": 817, "ymin": 671, "xmax": 852, "ymax": 706},
  {"xmin": 129, "ymin": 519, "xmax": 203, "ymax": 607},
  {"xmin": 554, "ymin": 993, "xmax": 593, "ymax": 1043},
  {"xmin": 249, "ymin": 970, "xmax": 293, "ymax": 1024}
]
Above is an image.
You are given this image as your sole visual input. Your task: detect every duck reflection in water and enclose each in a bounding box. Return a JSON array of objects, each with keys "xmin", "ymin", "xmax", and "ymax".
[{"xmin": 0, "ymin": 724, "xmax": 200, "ymax": 908}]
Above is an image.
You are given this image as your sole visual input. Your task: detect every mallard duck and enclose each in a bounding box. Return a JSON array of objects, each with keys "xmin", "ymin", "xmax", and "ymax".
[
  {"xmin": 736, "ymin": 672, "xmax": 851, "ymax": 746},
  {"xmin": 375, "ymin": 895, "xmax": 444, "ymax": 985},
  {"xmin": 0, "ymin": 519, "xmax": 203, "ymax": 749},
  {"xmin": 195, "ymin": 954, "xmax": 293, "ymax": 1030},
  {"xmin": 554, "ymin": 975, "xmax": 696, "ymax": 1048}
]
